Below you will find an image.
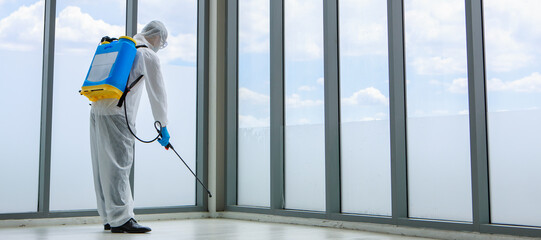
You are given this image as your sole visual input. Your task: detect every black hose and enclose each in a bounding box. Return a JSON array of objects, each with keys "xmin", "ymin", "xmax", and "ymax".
[
  {"xmin": 121, "ymin": 90, "xmax": 212, "ymax": 198},
  {"xmin": 123, "ymin": 99, "xmax": 163, "ymax": 143}
]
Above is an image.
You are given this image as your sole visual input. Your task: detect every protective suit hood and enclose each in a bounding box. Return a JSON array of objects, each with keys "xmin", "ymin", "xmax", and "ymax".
[{"xmin": 135, "ymin": 20, "xmax": 168, "ymax": 53}]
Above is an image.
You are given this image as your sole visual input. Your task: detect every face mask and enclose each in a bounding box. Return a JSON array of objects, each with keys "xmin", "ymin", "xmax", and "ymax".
[
  {"xmin": 142, "ymin": 35, "xmax": 161, "ymax": 53},
  {"xmin": 150, "ymin": 44, "xmax": 160, "ymax": 53}
]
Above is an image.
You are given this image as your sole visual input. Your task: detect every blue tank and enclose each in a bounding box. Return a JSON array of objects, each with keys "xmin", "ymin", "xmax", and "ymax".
[{"xmin": 81, "ymin": 36, "xmax": 137, "ymax": 102}]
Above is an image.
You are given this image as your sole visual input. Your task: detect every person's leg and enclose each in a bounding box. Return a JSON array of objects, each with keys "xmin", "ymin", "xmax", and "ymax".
[
  {"xmin": 97, "ymin": 114, "xmax": 135, "ymax": 227},
  {"xmin": 89, "ymin": 113, "xmax": 108, "ymax": 225}
]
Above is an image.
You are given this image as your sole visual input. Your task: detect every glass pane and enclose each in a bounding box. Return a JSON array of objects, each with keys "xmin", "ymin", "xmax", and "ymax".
[
  {"xmin": 0, "ymin": 0, "xmax": 43, "ymax": 213},
  {"xmin": 284, "ymin": 0, "xmax": 325, "ymax": 211},
  {"xmin": 135, "ymin": 0, "xmax": 197, "ymax": 207},
  {"xmin": 50, "ymin": 1, "xmax": 125, "ymax": 211},
  {"xmin": 404, "ymin": 0, "xmax": 472, "ymax": 221},
  {"xmin": 237, "ymin": 0, "xmax": 270, "ymax": 207},
  {"xmin": 485, "ymin": 0, "xmax": 541, "ymax": 227},
  {"xmin": 339, "ymin": 0, "xmax": 391, "ymax": 216}
]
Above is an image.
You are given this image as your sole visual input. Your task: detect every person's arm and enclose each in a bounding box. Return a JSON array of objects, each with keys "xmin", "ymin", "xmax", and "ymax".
[{"xmin": 143, "ymin": 51, "xmax": 168, "ymax": 127}]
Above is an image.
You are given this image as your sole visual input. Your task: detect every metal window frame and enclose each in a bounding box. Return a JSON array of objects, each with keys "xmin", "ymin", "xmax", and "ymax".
[
  {"xmin": 225, "ymin": 0, "xmax": 238, "ymax": 207},
  {"xmin": 269, "ymin": 0, "xmax": 286, "ymax": 211},
  {"xmin": 465, "ymin": 0, "xmax": 490, "ymax": 231},
  {"xmin": 196, "ymin": 0, "xmax": 210, "ymax": 210},
  {"xmin": 387, "ymin": 0, "xmax": 408, "ymax": 223},
  {"xmin": 0, "ymin": 0, "xmax": 208, "ymax": 220},
  {"xmin": 224, "ymin": 0, "xmax": 541, "ymax": 238},
  {"xmin": 37, "ymin": 0, "xmax": 56, "ymax": 216},
  {"xmin": 323, "ymin": 0, "xmax": 341, "ymax": 216}
]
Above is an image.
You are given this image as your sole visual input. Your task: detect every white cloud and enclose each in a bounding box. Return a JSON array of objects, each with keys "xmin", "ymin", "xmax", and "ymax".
[
  {"xmin": 346, "ymin": 116, "xmax": 386, "ymax": 122},
  {"xmin": 341, "ymin": 87, "xmax": 388, "ymax": 106},
  {"xmin": 339, "ymin": 0, "xmax": 388, "ymax": 56},
  {"xmin": 488, "ymin": 72, "xmax": 541, "ymax": 93},
  {"xmin": 375, "ymin": 112, "xmax": 388, "ymax": 119},
  {"xmin": 316, "ymin": 77, "xmax": 324, "ymax": 85},
  {"xmin": 340, "ymin": 22, "xmax": 387, "ymax": 56},
  {"xmin": 405, "ymin": 0, "xmax": 467, "ymax": 46},
  {"xmin": 485, "ymin": 0, "xmax": 541, "ymax": 36},
  {"xmin": 286, "ymin": 94, "xmax": 323, "ymax": 108},
  {"xmin": 429, "ymin": 77, "xmax": 469, "ymax": 94},
  {"xmin": 342, "ymin": 112, "xmax": 388, "ymax": 123},
  {"xmin": 432, "ymin": 110, "xmax": 451, "ymax": 116},
  {"xmin": 239, "ymin": 115, "xmax": 269, "ymax": 128},
  {"xmin": 404, "ymin": 0, "xmax": 469, "ymax": 77},
  {"xmin": 239, "ymin": 87, "xmax": 269, "ymax": 104},
  {"xmin": 358, "ymin": 117, "xmax": 379, "ymax": 121},
  {"xmin": 484, "ymin": 27, "xmax": 533, "ymax": 72},
  {"xmin": 298, "ymin": 85, "xmax": 315, "ymax": 92},
  {"xmin": 284, "ymin": 0, "xmax": 323, "ymax": 61},
  {"xmin": 411, "ymin": 56, "xmax": 466, "ymax": 75},
  {"xmin": 0, "ymin": 0, "xmax": 44, "ymax": 51},
  {"xmin": 56, "ymin": 5, "xmax": 194, "ymax": 63},
  {"xmin": 297, "ymin": 118, "xmax": 312, "ymax": 125},
  {"xmin": 428, "ymin": 79, "xmax": 441, "ymax": 85},
  {"xmin": 447, "ymin": 78, "xmax": 468, "ymax": 94},
  {"xmin": 0, "ymin": 1, "xmax": 196, "ymax": 63},
  {"xmin": 238, "ymin": 0, "xmax": 269, "ymax": 54},
  {"xmin": 458, "ymin": 110, "xmax": 469, "ymax": 115},
  {"xmin": 483, "ymin": 1, "xmax": 541, "ymax": 72},
  {"xmin": 410, "ymin": 109, "xmax": 454, "ymax": 117},
  {"xmin": 158, "ymin": 33, "xmax": 197, "ymax": 64},
  {"xmin": 485, "ymin": 50, "xmax": 533, "ymax": 73},
  {"xmin": 55, "ymin": 6, "xmax": 124, "ymax": 44}
]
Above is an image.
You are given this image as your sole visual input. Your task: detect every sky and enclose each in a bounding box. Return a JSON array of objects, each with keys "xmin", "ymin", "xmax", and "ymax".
[
  {"xmin": 237, "ymin": 0, "xmax": 541, "ymax": 128},
  {"xmin": 1, "ymin": 1, "xmax": 540, "ymax": 128}
]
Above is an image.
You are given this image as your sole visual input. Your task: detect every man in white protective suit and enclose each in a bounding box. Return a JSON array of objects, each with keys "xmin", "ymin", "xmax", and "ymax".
[{"xmin": 89, "ymin": 20, "xmax": 171, "ymax": 233}]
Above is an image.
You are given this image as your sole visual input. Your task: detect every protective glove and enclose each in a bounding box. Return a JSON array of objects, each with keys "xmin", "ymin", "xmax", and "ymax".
[{"xmin": 158, "ymin": 126, "xmax": 170, "ymax": 147}]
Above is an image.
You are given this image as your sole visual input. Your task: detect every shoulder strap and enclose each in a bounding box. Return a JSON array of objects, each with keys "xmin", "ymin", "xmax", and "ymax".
[
  {"xmin": 116, "ymin": 46, "xmax": 148, "ymax": 107},
  {"xmin": 117, "ymin": 75, "xmax": 144, "ymax": 107}
]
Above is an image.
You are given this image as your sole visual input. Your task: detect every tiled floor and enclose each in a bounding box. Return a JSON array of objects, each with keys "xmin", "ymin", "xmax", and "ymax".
[{"xmin": 0, "ymin": 218, "xmax": 436, "ymax": 240}]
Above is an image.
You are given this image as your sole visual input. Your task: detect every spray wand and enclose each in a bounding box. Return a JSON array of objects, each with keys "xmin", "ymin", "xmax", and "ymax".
[{"xmin": 160, "ymin": 139, "xmax": 213, "ymax": 198}]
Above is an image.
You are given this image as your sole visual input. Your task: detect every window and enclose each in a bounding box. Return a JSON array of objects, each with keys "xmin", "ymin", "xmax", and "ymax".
[
  {"xmin": 0, "ymin": 0, "xmax": 44, "ymax": 213},
  {"xmin": 284, "ymin": 0, "xmax": 325, "ymax": 211},
  {"xmin": 50, "ymin": 0, "xmax": 125, "ymax": 211},
  {"xmin": 339, "ymin": 0, "xmax": 391, "ymax": 216},
  {"xmin": 237, "ymin": 0, "xmax": 271, "ymax": 207},
  {"xmin": 134, "ymin": 0, "xmax": 198, "ymax": 207},
  {"xmin": 404, "ymin": 0, "xmax": 472, "ymax": 221},
  {"xmin": 484, "ymin": 0, "xmax": 541, "ymax": 227}
]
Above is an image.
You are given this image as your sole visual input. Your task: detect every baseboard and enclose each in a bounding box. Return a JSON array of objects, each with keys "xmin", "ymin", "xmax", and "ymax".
[
  {"xmin": 0, "ymin": 212, "xmax": 210, "ymax": 229},
  {"xmin": 216, "ymin": 211, "xmax": 538, "ymax": 240}
]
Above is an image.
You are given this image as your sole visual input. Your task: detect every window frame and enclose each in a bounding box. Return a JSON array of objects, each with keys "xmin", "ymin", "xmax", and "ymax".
[{"xmin": 224, "ymin": 0, "xmax": 541, "ymax": 238}]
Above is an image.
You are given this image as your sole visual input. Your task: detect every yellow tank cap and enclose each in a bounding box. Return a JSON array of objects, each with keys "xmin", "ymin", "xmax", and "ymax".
[{"xmin": 119, "ymin": 36, "xmax": 136, "ymax": 45}]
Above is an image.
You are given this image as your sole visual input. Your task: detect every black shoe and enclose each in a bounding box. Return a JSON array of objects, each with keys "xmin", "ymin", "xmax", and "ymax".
[
  {"xmin": 111, "ymin": 218, "xmax": 151, "ymax": 233},
  {"xmin": 104, "ymin": 224, "xmax": 111, "ymax": 230}
]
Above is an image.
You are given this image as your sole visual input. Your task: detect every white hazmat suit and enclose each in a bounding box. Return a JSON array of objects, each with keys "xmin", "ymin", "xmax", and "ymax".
[{"xmin": 90, "ymin": 21, "xmax": 168, "ymax": 227}]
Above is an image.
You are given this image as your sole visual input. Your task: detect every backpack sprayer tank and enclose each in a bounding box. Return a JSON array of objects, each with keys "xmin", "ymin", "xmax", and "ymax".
[{"xmin": 80, "ymin": 36, "xmax": 137, "ymax": 102}]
